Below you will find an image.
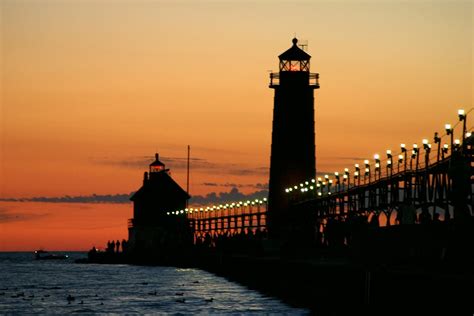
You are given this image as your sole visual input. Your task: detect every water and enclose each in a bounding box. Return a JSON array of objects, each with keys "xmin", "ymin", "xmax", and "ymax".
[{"xmin": 0, "ymin": 252, "xmax": 308, "ymax": 314}]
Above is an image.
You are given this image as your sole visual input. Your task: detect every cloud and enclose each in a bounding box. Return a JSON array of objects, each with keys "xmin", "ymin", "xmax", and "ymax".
[
  {"xmin": 202, "ymin": 182, "xmax": 268, "ymax": 189},
  {"xmin": 0, "ymin": 193, "xmax": 133, "ymax": 204},
  {"xmin": 189, "ymin": 187, "xmax": 268, "ymax": 206},
  {"xmin": 0, "ymin": 207, "xmax": 50, "ymax": 223},
  {"xmin": 91, "ymin": 155, "xmax": 268, "ymax": 176}
]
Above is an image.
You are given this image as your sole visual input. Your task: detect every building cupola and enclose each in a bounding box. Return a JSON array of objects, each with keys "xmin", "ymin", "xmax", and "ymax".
[{"xmin": 149, "ymin": 153, "xmax": 165, "ymax": 173}]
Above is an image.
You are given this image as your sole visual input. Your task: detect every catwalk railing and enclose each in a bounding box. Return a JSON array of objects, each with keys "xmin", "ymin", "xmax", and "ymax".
[
  {"xmin": 285, "ymin": 108, "xmax": 474, "ymax": 223},
  {"xmin": 167, "ymin": 108, "xmax": 473, "ymax": 240}
]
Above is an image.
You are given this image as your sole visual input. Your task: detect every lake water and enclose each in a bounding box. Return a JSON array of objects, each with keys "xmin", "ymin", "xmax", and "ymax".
[{"xmin": 0, "ymin": 252, "xmax": 309, "ymax": 314}]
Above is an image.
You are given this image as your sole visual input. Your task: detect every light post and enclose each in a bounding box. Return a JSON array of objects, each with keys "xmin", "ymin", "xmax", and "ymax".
[
  {"xmin": 413, "ymin": 144, "xmax": 419, "ymax": 171},
  {"xmin": 397, "ymin": 154, "xmax": 403, "ymax": 173},
  {"xmin": 458, "ymin": 109, "xmax": 466, "ymax": 145},
  {"xmin": 364, "ymin": 160, "xmax": 370, "ymax": 183},
  {"xmin": 401, "ymin": 143, "xmax": 407, "ymax": 171},
  {"xmin": 422, "ymin": 139, "xmax": 431, "ymax": 167},
  {"xmin": 386, "ymin": 150, "xmax": 393, "ymax": 177},
  {"xmin": 434, "ymin": 132, "xmax": 441, "ymax": 163},
  {"xmin": 344, "ymin": 168, "xmax": 350, "ymax": 190},
  {"xmin": 445, "ymin": 124, "xmax": 453, "ymax": 154},
  {"xmin": 374, "ymin": 154, "xmax": 380, "ymax": 181},
  {"xmin": 441, "ymin": 144, "xmax": 449, "ymax": 160},
  {"xmin": 355, "ymin": 164, "xmax": 360, "ymax": 186}
]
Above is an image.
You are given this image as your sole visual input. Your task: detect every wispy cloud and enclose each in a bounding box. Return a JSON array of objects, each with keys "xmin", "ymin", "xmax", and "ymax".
[
  {"xmin": 0, "ymin": 207, "xmax": 50, "ymax": 223},
  {"xmin": 0, "ymin": 193, "xmax": 133, "ymax": 204},
  {"xmin": 91, "ymin": 155, "xmax": 268, "ymax": 176},
  {"xmin": 202, "ymin": 182, "xmax": 268, "ymax": 189},
  {"xmin": 189, "ymin": 187, "xmax": 268, "ymax": 206}
]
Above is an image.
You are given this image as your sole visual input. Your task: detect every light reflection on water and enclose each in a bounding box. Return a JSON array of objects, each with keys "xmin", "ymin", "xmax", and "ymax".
[{"xmin": 0, "ymin": 252, "xmax": 309, "ymax": 314}]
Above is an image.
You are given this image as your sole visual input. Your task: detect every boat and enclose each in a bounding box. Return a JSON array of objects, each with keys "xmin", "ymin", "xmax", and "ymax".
[{"xmin": 34, "ymin": 250, "xmax": 68, "ymax": 260}]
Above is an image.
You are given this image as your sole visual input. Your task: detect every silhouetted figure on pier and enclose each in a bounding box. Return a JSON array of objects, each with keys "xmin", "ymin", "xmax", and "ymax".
[
  {"xmin": 121, "ymin": 239, "xmax": 128, "ymax": 253},
  {"xmin": 419, "ymin": 206, "xmax": 432, "ymax": 224},
  {"xmin": 110, "ymin": 240, "xmax": 116, "ymax": 253},
  {"xmin": 116, "ymin": 240, "xmax": 120, "ymax": 253}
]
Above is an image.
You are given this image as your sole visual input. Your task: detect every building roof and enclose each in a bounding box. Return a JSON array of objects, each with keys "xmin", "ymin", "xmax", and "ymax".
[
  {"xmin": 278, "ymin": 38, "xmax": 311, "ymax": 61},
  {"xmin": 130, "ymin": 171, "xmax": 190, "ymax": 202}
]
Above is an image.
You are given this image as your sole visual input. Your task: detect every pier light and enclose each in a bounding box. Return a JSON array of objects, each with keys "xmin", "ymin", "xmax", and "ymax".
[
  {"xmin": 442, "ymin": 144, "xmax": 449, "ymax": 153},
  {"xmin": 285, "ymin": 188, "xmax": 289, "ymax": 193},
  {"xmin": 180, "ymin": 210, "xmax": 184, "ymax": 214},
  {"xmin": 355, "ymin": 164, "xmax": 360, "ymax": 171},
  {"xmin": 329, "ymin": 179, "xmax": 333, "ymax": 184},
  {"xmin": 310, "ymin": 185, "xmax": 314, "ymax": 190},
  {"xmin": 386, "ymin": 150, "xmax": 392, "ymax": 158},
  {"xmin": 247, "ymin": 200, "xmax": 251, "ymax": 204},
  {"xmin": 311, "ymin": 179, "xmax": 316, "ymax": 183},
  {"xmin": 324, "ymin": 174, "xmax": 329, "ymax": 180},
  {"xmin": 239, "ymin": 201, "xmax": 243, "ymax": 205},
  {"xmin": 398, "ymin": 154, "xmax": 404, "ymax": 163},
  {"xmin": 328, "ymin": 192, "xmax": 332, "ymax": 195},
  {"xmin": 317, "ymin": 183, "xmax": 321, "ymax": 188},
  {"xmin": 334, "ymin": 171, "xmax": 339, "ymax": 177},
  {"xmin": 466, "ymin": 132, "xmax": 472, "ymax": 138},
  {"xmin": 401, "ymin": 144, "xmax": 406, "ymax": 152},
  {"xmin": 422, "ymin": 139, "xmax": 430, "ymax": 150},
  {"xmin": 343, "ymin": 174, "xmax": 348, "ymax": 179},
  {"xmin": 344, "ymin": 168, "xmax": 349, "ymax": 174},
  {"xmin": 259, "ymin": 200, "xmax": 263, "ymax": 204},
  {"xmin": 166, "ymin": 212, "xmax": 170, "ymax": 215},
  {"xmin": 354, "ymin": 171, "xmax": 359, "ymax": 178},
  {"xmin": 300, "ymin": 183, "xmax": 304, "ymax": 187},
  {"xmin": 454, "ymin": 139, "xmax": 461, "ymax": 147},
  {"xmin": 364, "ymin": 159, "xmax": 369, "ymax": 165},
  {"xmin": 251, "ymin": 202, "xmax": 255, "ymax": 205},
  {"xmin": 317, "ymin": 177, "xmax": 322, "ymax": 183},
  {"xmin": 365, "ymin": 168, "xmax": 370, "ymax": 175},
  {"xmin": 413, "ymin": 144, "xmax": 419, "ymax": 154},
  {"xmin": 458, "ymin": 109, "xmax": 466, "ymax": 120},
  {"xmin": 263, "ymin": 197, "xmax": 267, "ymax": 202},
  {"xmin": 387, "ymin": 159, "xmax": 392, "ymax": 167},
  {"xmin": 305, "ymin": 181, "xmax": 309, "ymax": 185},
  {"xmin": 289, "ymin": 188, "xmax": 293, "ymax": 192},
  {"xmin": 445, "ymin": 124, "xmax": 453, "ymax": 135},
  {"xmin": 411, "ymin": 150, "xmax": 417, "ymax": 159},
  {"xmin": 294, "ymin": 186, "xmax": 298, "ymax": 189},
  {"xmin": 300, "ymin": 188, "xmax": 304, "ymax": 193},
  {"xmin": 200, "ymin": 208, "xmax": 204, "ymax": 211},
  {"xmin": 244, "ymin": 203, "xmax": 248, "ymax": 206},
  {"xmin": 322, "ymin": 181, "xmax": 326, "ymax": 186},
  {"xmin": 375, "ymin": 162, "xmax": 380, "ymax": 169},
  {"xmin": 374, "ymin": 154, "xmax": 380, "ymax": 160},
  {"xmin": 318, "ymin": 192, "xmax": 322, "ymax": 196}
]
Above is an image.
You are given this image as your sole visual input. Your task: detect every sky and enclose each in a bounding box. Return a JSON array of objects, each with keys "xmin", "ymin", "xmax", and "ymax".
[{"xmin": 1, "ymin": 0, "xmax": 472, "ymax": 251}]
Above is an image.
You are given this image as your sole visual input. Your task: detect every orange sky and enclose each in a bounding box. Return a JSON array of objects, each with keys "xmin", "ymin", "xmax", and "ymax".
[{"xmin": 1, "ymin": 0, "xmax": 472, "ymax": 251}]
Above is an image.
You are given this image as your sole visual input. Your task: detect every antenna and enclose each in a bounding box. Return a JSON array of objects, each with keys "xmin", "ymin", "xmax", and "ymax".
[
  {"xmin": 186, "ymin": 145, "xmax": 190, "ymax": 207},
  {"xmin": 298, "ymin": 39, "xmax": 308, "ymax": 51}
]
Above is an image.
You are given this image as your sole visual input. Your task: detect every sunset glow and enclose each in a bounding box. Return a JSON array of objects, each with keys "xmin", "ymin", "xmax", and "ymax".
[{"xmin": 1, "ymin": 0, "xmax": 472, "ymax": 251}]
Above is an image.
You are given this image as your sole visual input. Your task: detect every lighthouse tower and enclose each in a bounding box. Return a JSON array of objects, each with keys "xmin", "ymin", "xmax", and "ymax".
[{"xmin": 267, "ymin": 38, "xmax": 319, "ymax": 240}]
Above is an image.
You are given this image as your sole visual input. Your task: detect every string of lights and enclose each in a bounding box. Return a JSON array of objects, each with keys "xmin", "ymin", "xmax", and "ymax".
[{"xmin": 284, "ymin": 108, "xmax": 473, "ymax": 198}]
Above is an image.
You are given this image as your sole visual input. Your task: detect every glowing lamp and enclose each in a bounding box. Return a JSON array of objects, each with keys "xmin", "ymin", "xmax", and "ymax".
[
  {"xmin": 445, "ymin": 124, "xmax": 452, "ymax": 134},
  {"xmin": 458, "ymin": 109, "xmax": 466, "ymax": 120}
]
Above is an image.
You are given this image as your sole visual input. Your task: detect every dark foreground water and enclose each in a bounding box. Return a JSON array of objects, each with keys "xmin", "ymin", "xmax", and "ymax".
[{"xmin": 0, "ymin": 252, "xmax": 308, "ymax": 314}]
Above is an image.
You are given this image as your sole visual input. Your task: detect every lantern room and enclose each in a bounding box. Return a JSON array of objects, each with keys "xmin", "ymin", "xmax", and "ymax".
[
  {"xmin": 278, "ymin": 38, "xmax": 311, "ymax": 72},
  {"xmin": 149, "ymin": 153, "xmax": 165, "ymax": 173}
]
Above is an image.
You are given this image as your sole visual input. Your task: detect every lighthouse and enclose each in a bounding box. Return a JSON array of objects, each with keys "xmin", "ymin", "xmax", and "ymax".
[{"xmin": 267, "ymin": 38, "xmax": 319, "ymax": 240}]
